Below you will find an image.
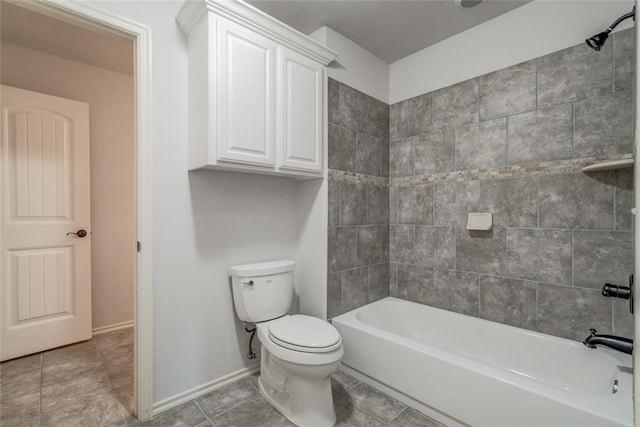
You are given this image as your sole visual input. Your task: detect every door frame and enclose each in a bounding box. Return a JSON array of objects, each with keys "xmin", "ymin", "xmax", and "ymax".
[{"xmin": 6, "ymin": 0, "xmax": 155, "ymax": 421}]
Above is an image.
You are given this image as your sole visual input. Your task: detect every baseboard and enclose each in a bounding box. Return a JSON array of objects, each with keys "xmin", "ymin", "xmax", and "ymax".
[
  {"xmin": 152, "ymin": 364, "xmax": 260, "ymax": 417},
  {"xmin": 92, "ymin": 320, "xmax": 134, "ymax": 335}
]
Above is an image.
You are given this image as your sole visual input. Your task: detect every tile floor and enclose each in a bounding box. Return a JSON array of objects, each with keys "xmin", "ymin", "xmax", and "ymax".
[
  {"xmin": 145, "ymin": 371, "xmax": 445, "ymax": 427},
  {"xmin": 1, "ymin": 329, "xmax": 445, "ymax": 426},
  {"xmin": 0, "ymin": 328, "xmax": 134, "ymax": 426}
]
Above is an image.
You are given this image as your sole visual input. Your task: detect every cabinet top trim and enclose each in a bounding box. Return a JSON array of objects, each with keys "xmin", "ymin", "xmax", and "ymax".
[{"xmin": 176, "ymin": 0, "xmax": 339, "ymax": 65}]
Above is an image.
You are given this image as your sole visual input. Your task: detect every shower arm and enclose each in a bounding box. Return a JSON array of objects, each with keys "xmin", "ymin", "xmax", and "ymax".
[{"xmin": 604, "ymin": 7, "xmax": 635, "ymax": 35}]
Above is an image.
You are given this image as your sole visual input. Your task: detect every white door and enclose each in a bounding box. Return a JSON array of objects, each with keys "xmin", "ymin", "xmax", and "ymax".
[
  {"xmin": 277, "ymin": 47, "xmax": 324, "ymax": 174},
  {"xmin": 216, "ymin": 16, "xmax": 276, "ymax": 167},
  {"xmin": 1, "ymin": 85, "xmax": 91, "ymax": 361}
]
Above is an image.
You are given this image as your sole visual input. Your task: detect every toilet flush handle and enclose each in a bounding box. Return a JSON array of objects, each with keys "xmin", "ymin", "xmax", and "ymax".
[{"xmin": 243, "ymin": 280, "xmax": 254, "ymax": 286}]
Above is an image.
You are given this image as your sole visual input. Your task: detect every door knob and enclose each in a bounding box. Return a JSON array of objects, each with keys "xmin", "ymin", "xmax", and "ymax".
[{"xmin": 67, "ymin": 229, "xmax": 88, "ymax": 238}]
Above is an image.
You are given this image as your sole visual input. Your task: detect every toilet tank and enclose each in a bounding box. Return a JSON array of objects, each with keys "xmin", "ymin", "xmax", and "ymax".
[{"xmin": 228, "ymin": 260, "xmax": 295, "ymax": 323}]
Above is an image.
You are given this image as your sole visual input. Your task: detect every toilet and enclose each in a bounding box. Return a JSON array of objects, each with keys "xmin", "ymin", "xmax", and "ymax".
[{"xmin": 229, "ymin": 260, "xmax": 343, "ymax": 427}]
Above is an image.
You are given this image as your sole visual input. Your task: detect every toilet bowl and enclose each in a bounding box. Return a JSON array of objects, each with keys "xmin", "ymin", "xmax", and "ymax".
[
  {"xmin": 229, "ymin": 260, "xmax": 343, "ymax": 427},
  {"xmin": 256, "ymin": 315, "xmax": 343, "ymax": 426}
]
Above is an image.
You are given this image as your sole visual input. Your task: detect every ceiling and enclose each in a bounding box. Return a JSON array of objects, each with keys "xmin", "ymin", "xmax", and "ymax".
[
  {"xmin": 0, "ymin": 1, "xmax": 133, "ymax": 75},
  {"xmin": 0, "ymin": 1, "xmax": 529, "ymax": 71},
  {"xmin": 248, "ymin": 0, "xmax": 530, "ymax": 63}
]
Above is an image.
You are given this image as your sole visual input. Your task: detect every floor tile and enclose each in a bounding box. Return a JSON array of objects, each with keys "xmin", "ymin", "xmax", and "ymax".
[
  {"xmin": 102, "ymin": 343, "xmax": 134, "ymax": 369},
  {"xmin": 42, "ymin": 365, "xmax": 112, "ymax": 407},
  {"xmin": 94, "ymin": 329, "xmax": 134, "ymax": 352},
  {"xmin": 142, "ymin": 402, "xmax": 207, "ymax": 427},
  {"xmin": 0, "ymin": 354, "xmax": 41, "ymax": 376},
  {"xmin": 42, "ymin": 356, "xmax": 107, "ymax": 386},
  {"xmin": 0, "ymin": 368, "xmax": 41, "ymax": 401},
  {"xmin": 209, "ymin": 398, "xmax": 293, "ymax": 427},
  {"xmin": 331, "ymin": 370, "xmax": 360, "ymax": 399},
  {"xmin": 41, "ymin": 391, "xmax": 124, "ymax": 426},
  {"xmin": 108, "ymin": 364, "xmax": 134, "ymax": 389},
  {"xmin": 114, "ymin": 384, "xmax": 135, "ymax": 416},
  {"xmin": 334, "ymin": 398, "xmax": 384, "ymax": 427},
  {"xmin": 43, "ymin": 339, "xmax": 96, "ymax": 358},
  {"xmin": 244, "ymin": 374, "xmax": 260, "ymax": 390},
  {"xmin": 195, "ymin": 379, "xmax": 261, "ymax": 419},
  {"xmin": 342, "ymin": 382, "xmax": 406, "ymax": 423},
  {"xmin": 388, "ymin": 407, "xmax": 446, "ymax": 426},
  {"xmin": 42, "ymin": 340, "xmax": 102, "ymax": 371},
  {"xmin": 108, "ymin": 419, "xmax": 131, "ymax": 427},
  {"xmin": 0, "ymin": 392, "xmax": 40, "ymax": 427}
]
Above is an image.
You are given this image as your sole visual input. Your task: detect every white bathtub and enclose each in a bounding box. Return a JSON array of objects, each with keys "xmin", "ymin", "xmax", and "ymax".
[{"xmin": 332, "ymin": 297, "xmax": 633, "ymax": 427}]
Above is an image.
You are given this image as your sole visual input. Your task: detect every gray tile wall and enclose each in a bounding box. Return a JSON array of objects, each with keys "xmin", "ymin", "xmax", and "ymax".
[
  {"xmin": 388, "ymin": 30, "xmax": 635, "ymax": 342},
  {"xmin": 328, "ymin": 79, "xmax": 390, "ymax": 318}
]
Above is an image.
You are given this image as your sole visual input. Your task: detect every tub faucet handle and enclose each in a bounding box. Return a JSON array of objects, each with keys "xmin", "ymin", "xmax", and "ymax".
[
  {"xmin": 589, "ymin": 328, "xmax": 597, "ymax": 336},
  {"xmin": 602, "ymin": 283, "xmax": 631, "ymax": 299}
]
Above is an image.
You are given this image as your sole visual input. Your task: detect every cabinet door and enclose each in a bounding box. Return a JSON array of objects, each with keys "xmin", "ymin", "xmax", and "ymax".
[
  {"xmin": 216, "ymin": 18, "xmax": 276, "ymax": 167},
  {"xmin": 277, "ymin": 47, "xmax": 324, "ymax": 174}
]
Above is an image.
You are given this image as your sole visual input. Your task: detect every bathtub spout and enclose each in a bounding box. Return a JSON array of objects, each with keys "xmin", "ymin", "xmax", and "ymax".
[{"xmin": 583, "ymin": 328, "xmax": 633, "ymax": 355}]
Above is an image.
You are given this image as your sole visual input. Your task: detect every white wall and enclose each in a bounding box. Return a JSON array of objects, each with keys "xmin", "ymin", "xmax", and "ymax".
[
  {"xmin": 88, "ymin": 0, "xmax": 327, "ymax": 404},
  {"xmin": 185, "ymin": 170, "xmax": 298, "ymax": 392},
  {"xmin": 390, "ymin": 0, "xmax": 634, "ymax": 103},
  {"xmin": 0, "ymin": 42, "xmax": 135, "ymax": 330},
  {"xmin": 294, "ymin": 178, "xmax": 328, "ymax": 319},
  {"xmin": 310, "ymin": 26, "xmax": 389, "ymax": 103}
]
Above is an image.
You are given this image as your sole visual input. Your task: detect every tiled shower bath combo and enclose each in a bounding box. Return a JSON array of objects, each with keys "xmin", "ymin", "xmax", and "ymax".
[{"xmin": 329, "ymin": 29, "xmax": 634, "ymax": 343}]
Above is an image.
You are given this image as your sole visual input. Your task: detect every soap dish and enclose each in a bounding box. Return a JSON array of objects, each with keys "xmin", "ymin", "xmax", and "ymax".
[{"xmin": 466, "ymin": 213, "xmax": 492, "ymax": 231}]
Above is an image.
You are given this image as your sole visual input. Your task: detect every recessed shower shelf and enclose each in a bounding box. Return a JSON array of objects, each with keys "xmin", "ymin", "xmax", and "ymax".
[{"xmin": 581, "ymin": 159, "xmax": 634, "ymax": 172}]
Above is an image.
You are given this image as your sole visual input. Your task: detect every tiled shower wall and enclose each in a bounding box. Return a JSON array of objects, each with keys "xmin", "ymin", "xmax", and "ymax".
[
  {"xmin": 389, "ymin": 29, "xmax": 635, "ymax": 341},
  {"xmin": 327, "ymin": 79, "xmax": 390, "ymax": 318},
  {"xmin": 327, "ymin": 30, "xmax": 635, "ymax": 341}
]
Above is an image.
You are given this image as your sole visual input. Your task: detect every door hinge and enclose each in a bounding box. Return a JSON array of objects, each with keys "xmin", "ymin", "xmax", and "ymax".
[{"xmin": 137, "ymin": 241, "xmax": 141, "ymax": 252}]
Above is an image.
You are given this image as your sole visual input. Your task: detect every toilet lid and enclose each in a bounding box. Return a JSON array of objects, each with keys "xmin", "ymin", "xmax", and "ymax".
[{"xmin": 268, "ymin": 315, "xmax": 342, "ymax": 353}]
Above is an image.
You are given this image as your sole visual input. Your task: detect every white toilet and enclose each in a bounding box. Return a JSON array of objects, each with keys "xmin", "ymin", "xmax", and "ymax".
[{"xmin": 229, "ymin": 260, "xmax": 343, "ymax": 427}]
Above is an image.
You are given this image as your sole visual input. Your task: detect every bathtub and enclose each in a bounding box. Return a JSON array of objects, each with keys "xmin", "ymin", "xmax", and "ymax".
[{"xmin": 332, "ymin": 297, "xmax": 633, "ymax": 427}]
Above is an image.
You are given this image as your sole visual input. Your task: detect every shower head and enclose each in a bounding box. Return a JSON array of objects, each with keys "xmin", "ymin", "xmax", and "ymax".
[
  {"xmin": 586, "ymin": 7, "xmax": 635, "ymax": 51},
  {"xmin": 586, "ymin": 31, "xmax": 609, "ymax": 51}
]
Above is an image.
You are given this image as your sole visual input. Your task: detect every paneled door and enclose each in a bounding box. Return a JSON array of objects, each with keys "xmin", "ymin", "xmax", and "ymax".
[{"xmin": 1, "ymin": 85, "xmax": 91, "ymax": 361}]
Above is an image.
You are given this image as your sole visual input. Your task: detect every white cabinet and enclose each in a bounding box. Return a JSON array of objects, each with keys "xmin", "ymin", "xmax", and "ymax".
[
  {"xmin": 277, "ymin": 48, "xmax": 324, "ymax": 174},
  {"xmin": 216, "ymin": 18, "xmax": 276, "ymax": 167},
  {"xmin": 177, "ymin": 0, "xmax": 337, "ymax": 178}
]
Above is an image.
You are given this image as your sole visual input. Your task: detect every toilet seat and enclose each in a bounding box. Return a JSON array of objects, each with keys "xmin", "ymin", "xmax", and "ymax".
[
  {"xmin": 268, "ymin": 315, "xmax": 341, "ymax": 353},
  {"xmin": 256, "ymin": 317, "xmax": 343, "ymax": 366}
]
